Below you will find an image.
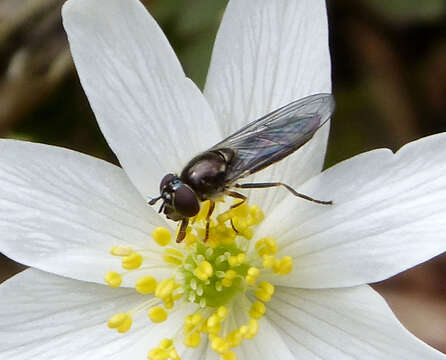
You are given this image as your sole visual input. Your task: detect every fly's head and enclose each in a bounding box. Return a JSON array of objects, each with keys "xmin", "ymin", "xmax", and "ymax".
[{"xmin": 149, "ymin": 174, "xmax": 200, "ymax": 222}]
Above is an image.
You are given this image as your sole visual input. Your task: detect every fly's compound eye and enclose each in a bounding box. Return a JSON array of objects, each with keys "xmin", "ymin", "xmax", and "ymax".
[
  {"xmin": 173, "ymin": 185, "xmax": 200, "ymax": 218},
  {"xmin": 160, "ymin": 173, "xmax": 176, "ymax": 192}
]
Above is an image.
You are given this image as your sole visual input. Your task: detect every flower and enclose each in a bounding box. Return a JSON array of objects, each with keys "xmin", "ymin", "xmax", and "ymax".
[{"xmin": 0, "ymin": 0, "xmax": 446, "ymax": 359}]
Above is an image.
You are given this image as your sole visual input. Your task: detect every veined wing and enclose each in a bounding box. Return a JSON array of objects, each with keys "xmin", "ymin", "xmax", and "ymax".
[{"xmin": 210, "ymin": 93, "xmax": 335, "ymax": 183}]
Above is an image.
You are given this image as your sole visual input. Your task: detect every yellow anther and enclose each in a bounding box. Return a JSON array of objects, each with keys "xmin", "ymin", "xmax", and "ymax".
[
  {"xmin": 245, "ymin": 318, "xmax": 259, "ymax": 339},
  {"xmin": 245, "ymin": 275, "xmax": 256, "ymax": 285},
  {"xmin": 195, "ymin": 260, "xmax": 213, "ymax": 281},
  {"xmin": 211, "ymin": 337, "xmax": 230, "ymax": 354},
  {"xmin": 148, "ymin": 306, "xmax": 168, "ymax": 323},
  {"xmin": 169, "ymin": 349, "xmax": 180, "ymax": 360},
  {"xmin": 225, "ymin": 269, "xmax": 237, "ymax": 280},
  {"xmin": 159, "ymin": 338, "xmax": 173, "ymax": 350},
  {"xmin": 217, "ymin": 210, "xmax": 233, "ymax": 224},
  {"xmin": 162, "ymin": 248, "xmax": 184, "ymax": 265},
  {"xmin": 238, "ymin": 325, "xmax": 248, "ymax": 337},
  {"xmin": 193, "ymin": 200, "xmax": 211, "ymax": 222},
  {"xmin": 110, "ymin": 245, "xmax": 133, "ymax": 256},
  {"xmin": 135, "ymin": 276, "xmax": 157, "ymax": 294},
  {"xmin": 104, "ymin": 271, "xmax": 122, "ymax": 288},
  {"xmin": 217, "ymin": 306, "xmax": 228, "ymax": 320},
  {"xmin": 207, "ymin": 314, "xmax": 220, "ymax": 328},
  {"xmin": 255, "ymin": 281, "xmax": 275, "ymax": 302},
  {"xmin": 255, "ymin": 237, "xmax": 278, "ymax": 257},
  {"xmin": 248, "ymin": 205, "xmax": 264, "ymax": 225},
  {"xmin": 262, "ymin": 255, "xmax": 278, "ymax": 269},
  {"xmin": 237, "ymin": 253, "xmax": 246, "ymax": 264},
  {"xmin": 155, "ymin": 278, "xmax": 175, "ymax": 300},
  {"xmin": 221, "ymin": 278, "xmax": 233, "ymax": 287},
  {"xmin": 221, "ymin": 351, "xmax": 237, "ymax": 360},
  {"xmin": 184, "ymin": 232, "xmax": 198, "ymax": 246},
  {"xmin": 163, "ymin": 297, "xmax": 175, "ymax": 309},
  {"xmin": 108, "ymin": 312, "xmax": 132, "ymax": 333},
  {"xmin": 275, "ymin": 256, "xmax": 293, "ymax": 275},
  {"xmin": 122, "ymin": 252, "xmax": 143, "ymax": 270},
  {"xmin": 184, "ymin": 331, "xmax": 201, "ymax": 348},
  {"xmin": 249, "ymin": 300, "xmax": 266, "ymax": 319},
  {"xmin": 152, "ymin": 227, "xmax": 172, "ymax": 247},
  {"xmin": 228, "ymin": 256, "xmax": 238, "ymax": 267},
  {"xmin": 247, "ymin": 267, "xmax": 260, "ymax": 277},
  {"xmin": 148, "ymin": 348, "xmax": 167, "ymax": 360},
  {"xmin": 231, "ymin": 200, "xmax": 249, "ymax": 218},
  {"xmin": 226, "ymin": 330, "xmax": 243, "ymax": 348}
]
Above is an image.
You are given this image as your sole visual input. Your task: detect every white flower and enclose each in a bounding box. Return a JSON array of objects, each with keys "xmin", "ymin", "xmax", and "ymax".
[{"xmin": 0, "ymin": 0, "xmax": 445, "ymax": 359}]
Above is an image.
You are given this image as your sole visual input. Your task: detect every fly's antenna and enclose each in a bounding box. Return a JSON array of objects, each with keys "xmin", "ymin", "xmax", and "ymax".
[{"xmin": 148, "ymin": 196, "xmax": 162, "ymax": 206}]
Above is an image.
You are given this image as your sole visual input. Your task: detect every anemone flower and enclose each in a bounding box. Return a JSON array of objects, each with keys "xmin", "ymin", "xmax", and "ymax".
[{"xmin": 1, "ymin": 0, "xmax": 446, "ymax": 359}]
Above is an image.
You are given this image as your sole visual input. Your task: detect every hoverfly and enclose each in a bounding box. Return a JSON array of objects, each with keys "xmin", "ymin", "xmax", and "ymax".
[{"xmin": 149, "ymin": 93, "xmax": 335, "ymax": 242}]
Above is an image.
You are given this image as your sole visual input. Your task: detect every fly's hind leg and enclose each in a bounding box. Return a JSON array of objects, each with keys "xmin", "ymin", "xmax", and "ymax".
[{"xmin": 235, "ymin": 182, "xmax": 332, "ymax": 205}]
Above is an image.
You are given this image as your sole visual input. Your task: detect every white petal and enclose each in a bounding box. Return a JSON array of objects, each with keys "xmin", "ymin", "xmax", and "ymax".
[
  {"xmin": 0, "ymin": 269, "xmax": 193, "ymax": 359},
  {"xmin": 229, "ymin": 295, "xmax": 295, "ymax": 360},
  {"xmin": 0, "ymin": 140, "xmax": 171, "ymax": 285},
  {"xmin": 62, "ymin": 0, "xmax": 221, "ymax": 197},
  {"xmin": 266, "ymin": 285, "xmax": 446, "ymax": 359},
  {"xmin": 260, "ymin": 133, "xmax": 446, "ymax": 288},
  {"xmin": 205, "ymin": 0, "xmax": 331, "ymax": 212}
]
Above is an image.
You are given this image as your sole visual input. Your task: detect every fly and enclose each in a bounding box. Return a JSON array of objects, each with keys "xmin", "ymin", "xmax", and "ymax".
[{"xmin": 149, "ymin": 93, "xmax": 335, "ymax": 242}]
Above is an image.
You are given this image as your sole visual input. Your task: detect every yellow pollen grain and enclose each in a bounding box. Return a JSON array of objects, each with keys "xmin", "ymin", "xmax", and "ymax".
[
  {"xmin": 104, "ymin": 271, "xmax": 122, "ymax": 288},
  {"xmin": 122, "ymin": 252, "xmax": 143, "ymax": 270},
  {"xmin": 152, "ymin": 227, "xmax": 172, "ymax": 247},
  {"xmin": 148, "ymin": 306, "xmax": 168, "ymax": 323}
]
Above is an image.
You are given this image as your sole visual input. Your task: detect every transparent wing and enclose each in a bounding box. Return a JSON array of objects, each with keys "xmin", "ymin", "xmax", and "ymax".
[{"xmin": 210, "ymin": 93, "xmax": 335, "ymax": 183}]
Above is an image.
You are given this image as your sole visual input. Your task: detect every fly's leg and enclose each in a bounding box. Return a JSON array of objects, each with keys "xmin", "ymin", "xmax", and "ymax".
[
  {"xmin": 204, "ymin": 200, "xmax": 216, "ymax": 242},
  {"xmin": 226, "ymin": 191, "xmax": 247, "ymax": 233},
  {"xmin": 176, "ymin": 218, "xmax": 189, "ymax": 243},
  {"xmin": 227, "ymin": 191, "xmax": 247, "ymax": 209},
  {"xmin": 235, "ymin": 182, "xmax": 333, "ymax": 205}
]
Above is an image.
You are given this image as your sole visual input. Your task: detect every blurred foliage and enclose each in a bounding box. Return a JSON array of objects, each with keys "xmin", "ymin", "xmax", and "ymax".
[
  {"xmin": 363, "ymin": 0, "xmax": 446, "ymax": 23},
  {"xmin": 0, "ymin": 0, "xmax": 446, "ymax": 353}
]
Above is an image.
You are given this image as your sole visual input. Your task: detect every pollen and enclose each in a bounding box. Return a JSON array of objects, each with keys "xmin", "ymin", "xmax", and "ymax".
[{"xmin": 105, "ymin": 198, "xmax": 294, "ymax": 360}]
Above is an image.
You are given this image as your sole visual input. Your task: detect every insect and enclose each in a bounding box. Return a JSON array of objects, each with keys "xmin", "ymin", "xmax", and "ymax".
[{"xmin": 149, "ymin": 93, "xmax": 335, "ymax": 242}]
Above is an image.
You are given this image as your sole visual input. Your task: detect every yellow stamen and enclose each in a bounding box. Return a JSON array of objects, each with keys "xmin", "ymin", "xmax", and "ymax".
[
  {"xmin": 148, "ymin": 306, "xmax": 168, "ymax": 323},
  {"xmin": 136, "ymin": 276, "xmax": 157, "ymax": 295},
  {"xmin": 110, "ymin": 245, "xmax": 133, "ymax": 256},
  {"xmin": 108, "ymin": 312, "xmax": 132, "ymax": 333},
  {"xmin": 221, "ymin": 351, "xmax": 237, "ymax": 360},
  {"xmin": 249, "ymin": 301, "xmax": 266, "ymax": 319},
  {"xmin": 122, "ymin": 252, "xmax": 143, "ymax": 270},
  {"xmin": 152, "ymin": 227, "xmax": 172, "ymax": 247},
  {"xmin": 194, "ymin": 260, "xmax": 213, "ymax": 281},
  {"xmin": 184, "ymin": 331, "xmax": 201, "ymax": 348},
  {"xmin": 104, "ymin": 271, "xmax": 122, "ymax": 288},
  {"xmin": 162, "ymin": 248, "xmax": 184, "ymax": 265}
]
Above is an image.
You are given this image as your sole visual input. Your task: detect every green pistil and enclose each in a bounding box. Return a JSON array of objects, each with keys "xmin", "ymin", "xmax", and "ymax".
[{"xmin": 181, "ymin": 243, "xmax": 249, "ymax": 308}]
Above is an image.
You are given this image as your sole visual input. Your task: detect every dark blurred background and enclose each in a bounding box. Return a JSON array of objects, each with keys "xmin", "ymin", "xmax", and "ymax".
[{"xmin": 1, "ymin": 0, "xmax": 445, "ymax": 352}]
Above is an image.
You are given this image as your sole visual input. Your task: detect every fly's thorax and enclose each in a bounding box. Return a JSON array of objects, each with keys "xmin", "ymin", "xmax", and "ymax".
[{"xmin": 180, "ymin": 151, "xmax": 229, "ymax": 200}]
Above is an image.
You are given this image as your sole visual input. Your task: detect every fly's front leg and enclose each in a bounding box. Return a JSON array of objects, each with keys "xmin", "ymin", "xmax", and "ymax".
[
  {"xmin": 235, "ymin": 182, "xmax": 332, "ymax": 205},
  {"xmin": 176, "ymin": 218, "xmax": 189, "ymax": 243}
]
